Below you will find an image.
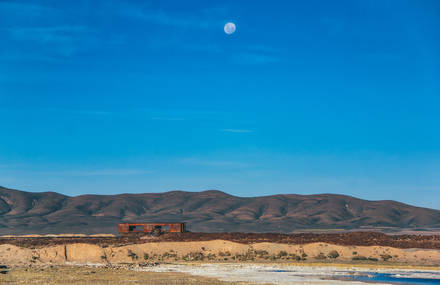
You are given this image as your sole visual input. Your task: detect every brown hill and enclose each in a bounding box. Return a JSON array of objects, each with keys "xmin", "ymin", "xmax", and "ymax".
[{"xmin": 0, "ymin": 186, "xmax": 439, "ymax": 234}]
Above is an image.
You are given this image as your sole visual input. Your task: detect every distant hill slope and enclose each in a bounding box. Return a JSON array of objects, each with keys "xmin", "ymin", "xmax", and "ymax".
[{"xmin": 0, "ymin": 186, "xmax": 439, "ymax": 234}]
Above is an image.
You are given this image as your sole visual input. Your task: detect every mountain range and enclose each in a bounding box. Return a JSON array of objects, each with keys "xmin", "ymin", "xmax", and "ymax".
[{"xmin": 0, "ymin": 186, "xmax": 439, "ymax": 234}]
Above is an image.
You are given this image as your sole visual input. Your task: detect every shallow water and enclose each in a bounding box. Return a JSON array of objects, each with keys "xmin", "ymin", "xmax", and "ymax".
[
  {"xmin": 341, "ymin": 272, "xmax": 440, "ymax": 285},
  {"xmin": 263, "ymin": 267, "xmax": 440, "ymax": 284}
]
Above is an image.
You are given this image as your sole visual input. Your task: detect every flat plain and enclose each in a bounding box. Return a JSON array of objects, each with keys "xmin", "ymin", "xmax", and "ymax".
[{"xmin": 1, "ymin": 265, "xmax": 245, "ymax": 285}]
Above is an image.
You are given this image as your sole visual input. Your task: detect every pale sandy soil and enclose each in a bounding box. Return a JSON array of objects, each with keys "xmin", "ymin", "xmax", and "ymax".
[
  {"xmin": 0, "ymin": 239, "xmax": 439, "ymax": 284},
  {"xmin": 1, "ymin": 240, "xmax": 439, "ymax": 266},
  {"xmin": 0, "ymin": 265, "xmax": 243, "ymax": 285}
]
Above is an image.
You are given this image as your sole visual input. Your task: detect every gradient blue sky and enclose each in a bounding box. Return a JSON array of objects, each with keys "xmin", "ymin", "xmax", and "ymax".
[{"xmin": 1, "ymin": 0, "xmax": 439, "ymax": 209}]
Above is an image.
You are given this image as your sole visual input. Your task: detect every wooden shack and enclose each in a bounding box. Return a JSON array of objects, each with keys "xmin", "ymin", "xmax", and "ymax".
[{"xmin": 118, "ymin": 222, "xmax": 186, "ymax": 234}]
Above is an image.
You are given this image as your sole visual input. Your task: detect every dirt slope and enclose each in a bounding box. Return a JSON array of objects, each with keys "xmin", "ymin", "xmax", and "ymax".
[
  {"xmin": 1, "ymin": 186, "xmax": 440, "ymax": 234},
  {"xmin": 1, "ymin": 240, "xmax": 440, "ymax": 266}
]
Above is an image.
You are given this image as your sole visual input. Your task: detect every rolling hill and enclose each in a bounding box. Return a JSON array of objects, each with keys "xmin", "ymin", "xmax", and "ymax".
[{"xmin": 0, "ymin": 186, "xmax": 439, "ymax": 234}]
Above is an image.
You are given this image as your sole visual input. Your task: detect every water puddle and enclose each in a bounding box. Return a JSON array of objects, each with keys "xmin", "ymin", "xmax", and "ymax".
[
  {"xmin": 263, "ymin": 268, "xmax": 440, "ymax": 284},
  {"xmin": 337, "ymin": 272, "xmax": 440, "ymax": 285}
]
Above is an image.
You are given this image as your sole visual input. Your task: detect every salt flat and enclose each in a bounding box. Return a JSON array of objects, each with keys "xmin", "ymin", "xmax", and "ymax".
[{"xmin": 139, "ymin": 263, "xmax": 440, "ymax": 285}]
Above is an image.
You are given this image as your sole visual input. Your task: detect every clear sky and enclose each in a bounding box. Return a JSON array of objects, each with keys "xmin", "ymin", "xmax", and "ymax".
[{"xmin": 0, "ymin": 0, "xmax": 439, "ymax": 209}]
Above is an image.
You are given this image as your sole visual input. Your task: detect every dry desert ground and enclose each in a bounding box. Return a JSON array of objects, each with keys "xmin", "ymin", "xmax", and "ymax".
[{"xmin": 0, "ymin": 233, "xmax": 439, "ymax": 284}]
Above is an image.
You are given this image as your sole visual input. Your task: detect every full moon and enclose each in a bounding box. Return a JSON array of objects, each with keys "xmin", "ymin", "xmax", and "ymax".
[{"xmin": 224, "ymin": 22, "xmax": 236, "ymax": 35}]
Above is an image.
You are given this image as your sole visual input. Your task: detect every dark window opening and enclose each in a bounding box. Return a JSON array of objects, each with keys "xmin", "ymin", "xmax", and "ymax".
[{"xmin": 129, "ymin": 225, "xmax": 144, "ymax": 232}]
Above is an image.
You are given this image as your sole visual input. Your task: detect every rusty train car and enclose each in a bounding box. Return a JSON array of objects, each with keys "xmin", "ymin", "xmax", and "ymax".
[{"xmin": 118, "ymin": 222, "xmax": 186, "ymax": 235}]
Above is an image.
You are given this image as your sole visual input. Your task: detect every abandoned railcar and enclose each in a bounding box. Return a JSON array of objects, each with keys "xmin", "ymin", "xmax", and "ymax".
[{"xmin": 118, "ymin": 222, "xmax": 186, "ymax": 235}]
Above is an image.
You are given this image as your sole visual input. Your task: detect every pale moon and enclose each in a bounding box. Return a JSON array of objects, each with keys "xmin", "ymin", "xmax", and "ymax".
[{"xmin": 224, "ymin": 22, "xmax": 236, "ymax": 35}]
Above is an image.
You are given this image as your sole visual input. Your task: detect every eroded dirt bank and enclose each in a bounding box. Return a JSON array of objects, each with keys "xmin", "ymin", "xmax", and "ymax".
[{"xmin": 0, "ymin": 240, "xmax": 439, "ymax": 266}]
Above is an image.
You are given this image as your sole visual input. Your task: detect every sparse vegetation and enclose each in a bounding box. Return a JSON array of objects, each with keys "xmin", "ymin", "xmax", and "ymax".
[
  {"xmin": 254, "ymin": 250, "xmax": 269, "ymax": 258},
  {"xmin": 289, "ymin": 254, "xmax": 302, "ymax": 261},
  {"xmin": 351, "ymin": 255, "xmax": 379, "ymax": 262},
  {"xmin": 327, "ymin": 250, "xmax": 340, "ymax": 259},
  {"xmin": 218, "ymin": 251, "xmax": 231, "ymax": 257},
  {"xmin": 315, "ymin": 253, "xmax": 327, "ymax": 260},
  {"xmin": 127, "ymin": 250, "xmax": 138, "ymax": 261},
  {"xmin": 277, "ymin": 250, "xmax": 288, "ymax": 258},
  {"xmin": 352, "ymin": 255, "xmax": 367, "ymax": 261},
  {"xmin": 183, "ymin": 252, "xmax": 205, "ymax": 261},
  {"xmin": 207, "ymin": 253, "xmax": 217, "ymax": 260},
  {"xmin": 162, "ymin": 251, "xmax": 178, "ymax": 260},
  {"xmin": 30, "ymin": 255, "xmax": 39, "ymax": 263},
  {"xmin": 380, "ymin": 254, "xmax": 393, "ymax": 261},
  {"xmin": 223, "ymin": 249, "xmax": 308, "ymax": 262},
  {"xmin": 233, "ymin": 252, "xmax": 254, "ymax": 261},
  {"xmin": 0, "ymin": 233, "xmax": 434, "ymax": 267}
]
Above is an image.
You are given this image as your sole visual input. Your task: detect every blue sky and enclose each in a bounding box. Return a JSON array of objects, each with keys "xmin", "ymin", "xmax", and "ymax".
[{"xmin": 0, "ymin": 0, "xmax": 439, "ymax": 209}]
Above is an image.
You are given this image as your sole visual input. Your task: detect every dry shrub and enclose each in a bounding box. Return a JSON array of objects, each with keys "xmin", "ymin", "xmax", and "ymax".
[
  {"xmin": 127, "ymin": 250, "xmax": 138, "ymax": 261},
  {"xmin": 352, "ymin": 255, "xmax": 367, "ymax": 261},
  {"xmin": 327, "ymin": 250, "xmax": 339, "ymax": 259},
  {"xmin": 380, "ymin": 254, "xmax": 393, "ymax": 261},
  {"xmin": 183, "ymin": 252, "xmax": 205, "ymax": 261},
  {"xmin": 218, "ymin": 251, "xmax": 231, "ymax": 257}
]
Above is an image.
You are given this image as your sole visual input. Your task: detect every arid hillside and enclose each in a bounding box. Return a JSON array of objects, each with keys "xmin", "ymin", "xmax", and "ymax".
[{"xmin": 0, "ymin": 186, "xmax": 439, "ymax": 234}]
